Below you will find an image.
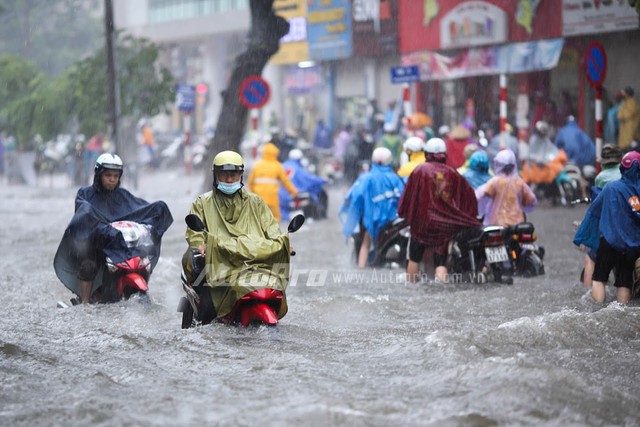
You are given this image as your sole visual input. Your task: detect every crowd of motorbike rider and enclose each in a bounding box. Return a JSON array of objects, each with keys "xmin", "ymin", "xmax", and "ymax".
[
  {"xmin": 326, "ymin": 86, "xmax": 640, "ymax": 294},
  {"xmin": 53, "ymin": 85, "xmax": 640, "ymax": 310}
]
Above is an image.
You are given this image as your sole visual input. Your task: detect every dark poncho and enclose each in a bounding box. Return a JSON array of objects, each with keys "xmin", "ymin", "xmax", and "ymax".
[{"xmin": 54, "ymin": 180, "xmax": 173, "ymax": 298}]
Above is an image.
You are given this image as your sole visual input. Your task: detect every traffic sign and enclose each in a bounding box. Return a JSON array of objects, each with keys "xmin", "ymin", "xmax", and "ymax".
[
  {"xmin": 585, "ymin": 42, "xmax": 607, "ymax": 88},
  {"xmin": 238, "ymin": 76, "xmax": 270, "ymax": 109},
  {"xmin": 390, "ymin": 65, "xmax": 420, "ymax": 84},
  {"xmin": 176, "ymin": 83, "xmax": 196, "ymax": 112}
]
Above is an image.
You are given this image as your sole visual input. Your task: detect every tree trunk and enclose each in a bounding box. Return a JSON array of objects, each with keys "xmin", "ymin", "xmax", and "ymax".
[{"xmin": 202, "ymin": 0, "xmax": 289, "ymax": 190}]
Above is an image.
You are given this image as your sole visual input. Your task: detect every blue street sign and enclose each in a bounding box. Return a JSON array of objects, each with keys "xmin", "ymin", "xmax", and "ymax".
[
  {"xmin": 176, "ymin": 83, "xmax": 196, "ymax": 112},
  {"xmin": 585, "ymin": 42, "xmax": 607, "ymax": 88},
  {"xmin": 238, "ymin": 76, "xmax": 270, "ymax": 109},
  {"xmin": 390, "ymin": 65, "xmax": 420, "ymax": 84}
]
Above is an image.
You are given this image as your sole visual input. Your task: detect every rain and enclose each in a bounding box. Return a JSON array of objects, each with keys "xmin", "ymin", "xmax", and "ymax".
[{"xmin": 2, "ymin": 1, "xmax": 640, "ymax": 426}]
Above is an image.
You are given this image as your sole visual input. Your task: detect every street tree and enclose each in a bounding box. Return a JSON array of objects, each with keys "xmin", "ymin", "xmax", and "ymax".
[
  {"xmin": 203, "ymin": 0, "xmax": 289, "ymax": 189},
  {"xmin": 0, "ymin": 34, "xmax": 173, "ymax": 151},
  {"xmin": 65, "ymin": 33, "xmax": 175, "ymax": 140},
  {"xmin": 0, "ymin": 54, "xmax": 49, "ymax": 150}
]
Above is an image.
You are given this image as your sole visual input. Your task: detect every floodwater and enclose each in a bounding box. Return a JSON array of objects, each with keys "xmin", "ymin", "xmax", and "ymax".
[{"xmin": 1, "ymin": 170, "xmax": 640, "ymax": 427}]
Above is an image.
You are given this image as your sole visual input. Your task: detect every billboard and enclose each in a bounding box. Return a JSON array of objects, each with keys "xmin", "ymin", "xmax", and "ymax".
[
  {"xmin": 307, "ymin": 0, "xmax": 353, "ymax": 61},
  {"xmin": 563, "ymin": 0, "xmax": 640, "ymax": 36},
  {"xmin": 398, "ymin": 0, "xmax": 562, "ymax": 53},
  {"xmin": 271, "ymin": 0, "xmax": 310, "ymax": 64},
  {"xmin": 351, "ymin": 0, "xmax": 398, "ymax": 57}
]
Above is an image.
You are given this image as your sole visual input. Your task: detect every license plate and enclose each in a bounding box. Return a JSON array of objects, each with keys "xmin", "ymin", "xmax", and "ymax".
[
  {"xmin": 485, "ymin": 245, "xmax": 509, "ymax": 263},
  {"xmin": 521, "ymin": 243, "xmax": 537, "ymax": 251}
]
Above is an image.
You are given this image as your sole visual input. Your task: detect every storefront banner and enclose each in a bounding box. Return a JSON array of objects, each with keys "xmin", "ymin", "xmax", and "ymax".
[
  {"xmin": 352, "ymin": 0, "xmax": 398, "ymax": 57},
  {"xmin": 402, "ymin": 38, "xmax": 564, "ymax": 81},
  {"xmin": 562, "ymin": 0, "xmax": 640, "ymax": 36},
  {"xmin": 284, "ymin": 65, "xmax": 325, "ymax": 95},
  {"xmin": 271, "ymin": 0, "xmax": 310, "ymax": 65},
  {"xmin": 307, "ymin": 0, "xmax": 353, "ymax": 61},
  {"xmin": 398, "ymin": 0, "xmax": 562, "ymax": 53}
]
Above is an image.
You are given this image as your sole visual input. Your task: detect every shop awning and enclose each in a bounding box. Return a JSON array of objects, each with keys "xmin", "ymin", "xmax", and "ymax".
[{"xmin": 401, "ymin": 38, "xmax": 564, "ymax": 81}]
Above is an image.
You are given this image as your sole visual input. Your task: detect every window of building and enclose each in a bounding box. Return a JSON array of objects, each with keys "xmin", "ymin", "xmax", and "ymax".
[{"xmin": 149, "ymin": 0, "xmax": 249, "ymax": 23}]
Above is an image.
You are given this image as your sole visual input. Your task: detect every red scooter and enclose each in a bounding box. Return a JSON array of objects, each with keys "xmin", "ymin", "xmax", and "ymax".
[{"xmin": 178, "ymin": 213, "xmax": 305, "ymax": 328}]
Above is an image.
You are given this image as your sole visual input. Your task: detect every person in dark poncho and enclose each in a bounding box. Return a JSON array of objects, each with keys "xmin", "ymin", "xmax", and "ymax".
[
  {"xmin": 398, "ymin": 138, "xmax": 480, "ymax": 283},
  {"xmin": 54, "ymin": 153, "xmax": 173, "ymax": 304}
]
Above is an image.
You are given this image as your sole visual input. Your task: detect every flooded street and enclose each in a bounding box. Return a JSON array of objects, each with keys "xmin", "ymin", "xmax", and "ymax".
[{"xmin": 1, "ymin": 170, "xmax": 640, "ymax": 427}]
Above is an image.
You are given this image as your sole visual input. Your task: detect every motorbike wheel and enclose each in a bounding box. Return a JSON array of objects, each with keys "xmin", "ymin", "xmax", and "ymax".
[
  {"xmin": 523, "ymin": 252, "xmax": 545, "ymax": 277},
  {"xmin": 316, "ymin": 190, "xmax": 328, "ymax": 219},
  {"xmin": 374, "ymin": 236, "xmax": 407, "ymax": 269},
  {"xmin": 181, "ymin": 305, "xmax": 194, "ymax": 329}
]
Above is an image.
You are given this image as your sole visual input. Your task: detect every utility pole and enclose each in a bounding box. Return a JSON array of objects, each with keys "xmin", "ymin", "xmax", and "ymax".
[{"xmin": 104, "ymin": 0, "xmax": 121, "ymax": 154}]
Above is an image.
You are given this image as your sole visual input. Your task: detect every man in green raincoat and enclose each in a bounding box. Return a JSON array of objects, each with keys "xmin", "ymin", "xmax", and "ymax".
[{"xmin": 182, "ymin": 151, "xmax": 291, "ymax": 325}]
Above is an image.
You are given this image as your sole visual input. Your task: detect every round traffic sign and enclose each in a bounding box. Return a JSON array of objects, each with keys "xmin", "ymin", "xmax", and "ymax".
[
  {"xmin": 585, "ymin": 41, "xmax": 607, "ymax": 88},
  {"xmin": 238, "ymin": 76, "xmax": 270, "ymax": 109}
]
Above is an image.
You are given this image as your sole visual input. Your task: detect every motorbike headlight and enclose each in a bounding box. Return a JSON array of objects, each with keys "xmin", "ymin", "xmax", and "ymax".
[
  {"xmin": 141, "ymin": 256, "xmax": 153, "ymax": 273},
  {"xmin": 105, "ymin": 257, "xmax": 118, "ymax": 273}
]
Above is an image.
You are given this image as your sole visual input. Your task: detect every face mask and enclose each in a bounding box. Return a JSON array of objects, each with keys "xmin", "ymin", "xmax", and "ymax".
[{"xmin": 217, "ymin": 181, "xmax": 242, "ymax": 195}]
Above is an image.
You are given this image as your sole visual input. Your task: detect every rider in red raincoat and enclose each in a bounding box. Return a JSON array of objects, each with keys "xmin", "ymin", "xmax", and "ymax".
[{"xmin": 398, "ymin": 138, "xmax": 480, "ymax": 283}]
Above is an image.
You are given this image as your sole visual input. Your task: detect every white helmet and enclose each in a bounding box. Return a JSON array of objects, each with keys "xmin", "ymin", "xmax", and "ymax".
[
  {"xmin": 535, "ymin": 120, "xmax": 549, "ymax": 135},
  {"xmin": 371, "ymin": 147, "xmax": 393, "ymax": 165},
  {"xmin": 95, "ymin": 153, "xmax": 123, "ymax": 174},
  {"xmin": 403, "ymin": 136, "xmax": 425, "ymax": 153},
  {"xmin": 288, "ymin": 148, "xmax": 303, "ymax": 160},
  {"xmin": 425, "ymin": 138, "xmax": 446, "ymax": 154},
  {"xmin": 438, "ymin": 125, "xmax": 450, "ymax": 136}
]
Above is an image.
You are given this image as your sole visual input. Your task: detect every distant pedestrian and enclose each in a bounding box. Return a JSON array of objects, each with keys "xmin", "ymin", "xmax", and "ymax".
[
  {"xmin": 605, "ymin": 90, "xmax": 624, "ymax": 145},
  {"xmin": 618, "ymin": 86, "xmax": 640, "ymax": 149}
]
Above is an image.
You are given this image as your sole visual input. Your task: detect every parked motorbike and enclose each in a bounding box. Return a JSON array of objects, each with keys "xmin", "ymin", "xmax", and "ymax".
[
  {"xmin": 352, "ymin": 218, "xmax": 409, "ymax": 269},
  {"xmin": 503, "ymin": 222, "xmax": 545, "ymax": 277},
  {"xmin": 446, "ymin": 225, "xmax": 513, "ymax": 284},
  {"xmin": 178, "ymin": 213, "xmax": 305, "ymax": 328}
]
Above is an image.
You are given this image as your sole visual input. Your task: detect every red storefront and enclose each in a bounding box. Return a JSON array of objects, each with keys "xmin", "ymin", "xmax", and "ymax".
[{"xmin": 397, "ymin": 0, "xmax": 564, "ymax": 139}]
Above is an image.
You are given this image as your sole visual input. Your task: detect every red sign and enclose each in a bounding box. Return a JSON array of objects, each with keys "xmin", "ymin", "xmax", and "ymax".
[
  {"xmin": 398, "ymin": 0, "xmax": 562, "ymax": 53},
  {"xmin": 238, "ymin": 76, "xmax": 270, "ymax": 109}
]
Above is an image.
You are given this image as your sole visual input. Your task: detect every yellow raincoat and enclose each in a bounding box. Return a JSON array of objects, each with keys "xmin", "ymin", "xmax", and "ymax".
[
  {"xmin": 397, "ymin": 151, "xmax": 426, "ymax": 179},
  {"xmin": 248, "ymin": 143, "xmax": 297, "ymax": 221},
  {"xmin": 185, "ymin": 188, "xmax": 290, "ymax": 320},
  {"xmin": 618, "ymin": 96, "xmax": 640, "ymax": 149}
]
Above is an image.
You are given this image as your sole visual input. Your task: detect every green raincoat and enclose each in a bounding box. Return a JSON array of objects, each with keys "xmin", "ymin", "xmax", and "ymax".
[{"xmin": 186, "ymin": 188, "xmax": 290, "ymax": 319}]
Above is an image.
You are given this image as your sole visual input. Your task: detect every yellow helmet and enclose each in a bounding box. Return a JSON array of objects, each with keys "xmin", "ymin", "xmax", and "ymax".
[{"xmin": 212, "ymin": 151, "xmax": 244, "ymax": 172}]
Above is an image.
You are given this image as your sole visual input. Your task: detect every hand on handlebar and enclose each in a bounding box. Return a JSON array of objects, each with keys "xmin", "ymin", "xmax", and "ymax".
[{"xmin": 197, "ymin": 244, "xmax": 206, "ymax": 256}]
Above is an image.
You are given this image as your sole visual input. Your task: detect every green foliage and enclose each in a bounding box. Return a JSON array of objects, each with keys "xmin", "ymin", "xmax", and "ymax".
[
  {"xmin": 65, "ymin": 33, "xmax": 175, "ymax": 137},
  {"xmin": 0, "ymin": 35, "xmax": 175, "ymax": 149},
  {"xmin": 0, "ymin": 55, "xmax": 46, "ymax": 149}
]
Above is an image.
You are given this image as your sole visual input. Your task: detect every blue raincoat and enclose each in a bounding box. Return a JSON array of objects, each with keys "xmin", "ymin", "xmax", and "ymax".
[
  {"xmin": 279, "ymin": 159, "xmax": 327, "ymax": 220},
  {"xmin": 554, "ymin": 121, "xmax": 595, "ymax": 168},
  {"xmin": 574, "ymin": 164, "xmax": 640, "ymax": 254},
  {"xmin": 462, "ymin": 151, "xmax": 492, "ymax": 189},
  {"xmin": 339, "ymin": 163, "xmax": 405, "ymax": 241}
]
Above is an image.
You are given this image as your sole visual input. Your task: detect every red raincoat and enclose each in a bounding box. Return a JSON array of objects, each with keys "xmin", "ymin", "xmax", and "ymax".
[{"xmin": 398, "ymin": 161, "xmax": 480, "ymax": 254}]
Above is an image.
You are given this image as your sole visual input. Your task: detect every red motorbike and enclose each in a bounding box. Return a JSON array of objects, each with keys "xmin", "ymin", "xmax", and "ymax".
[{"xmin": 178, "ymin": 214, "xmax": 305, "ymax": 328}]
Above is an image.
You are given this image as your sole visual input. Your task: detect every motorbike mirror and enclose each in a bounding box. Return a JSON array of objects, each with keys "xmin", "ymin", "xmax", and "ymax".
[
  {"xmin": 287, "ymin": 214, "xmax": 305, "ymax": 233},
  {"xmin": 185, "ymin": 214, "xmax": 206, "ymax": 232}
]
